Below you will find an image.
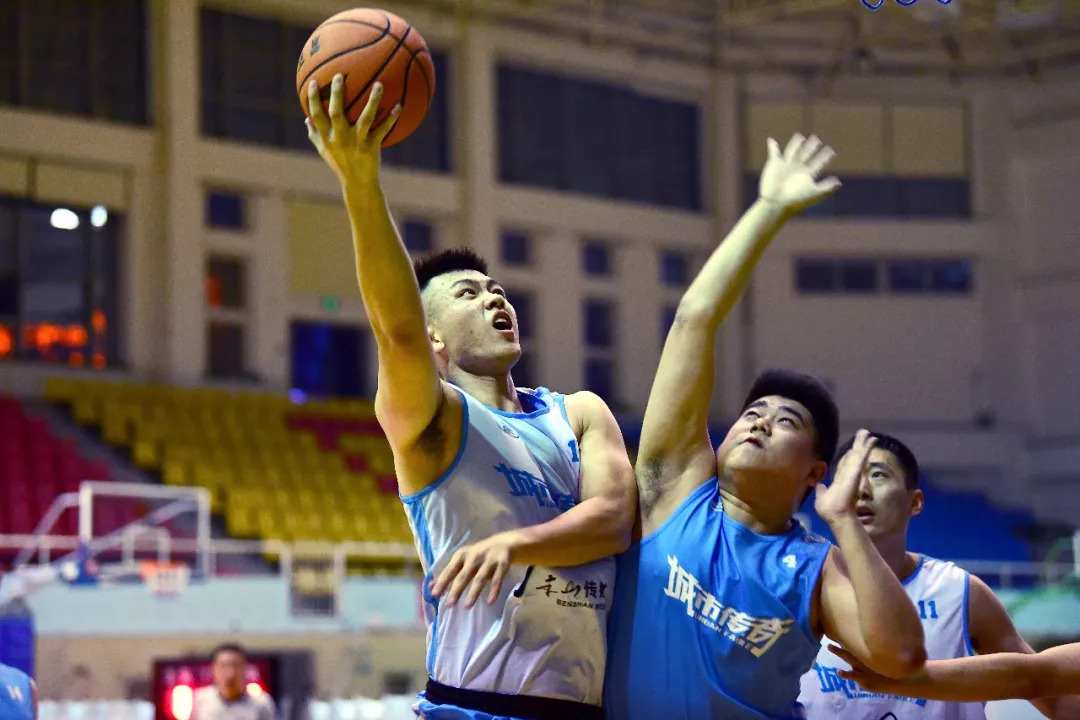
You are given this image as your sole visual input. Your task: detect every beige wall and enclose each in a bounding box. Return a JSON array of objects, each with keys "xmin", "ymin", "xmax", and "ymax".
[{"xmin": 37, "ymin": 630, "xmax": 427, "ymax": 700}]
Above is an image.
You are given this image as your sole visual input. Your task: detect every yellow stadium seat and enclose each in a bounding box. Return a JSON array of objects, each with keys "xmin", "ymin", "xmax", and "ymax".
[
  {"xmin": 131, "ymin": 438, "xmax": 159, "ymax": 468},
  {"xmin": 101, "ymin": 412, "xmax": 131, "ymax": 445},
  {"xmin": 72, "ymin": 395, "xmax": 102, "ymax": 426},
  {"xmin": 43, "ymin": 377, "xmax": 77, "ymax": 404},
  {"xmin": 162, "ymin": 459, "xmax": 189, "ymax": 486}
]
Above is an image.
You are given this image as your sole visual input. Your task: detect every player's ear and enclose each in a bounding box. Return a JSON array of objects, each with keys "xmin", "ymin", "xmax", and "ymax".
[
  {"xmin": 806, "ymin": 459, "xmax": 828, "ymax": 487},
  {"xmin": 909, "ymin": 489, "xmax": 924, "ymax": 518}
]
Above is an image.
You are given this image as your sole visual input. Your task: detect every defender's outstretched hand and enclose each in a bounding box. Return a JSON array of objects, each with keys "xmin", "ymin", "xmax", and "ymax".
[
  {"xmin": 759, "ymin": 134, "xmax": 841, "ymax": 215},
  {"xmin": 306, "ymin": 74, "xmax": 401, "ymax": 187},
  {"xmin": 814, "ymin": 429, "xmax": 876, "ymax": 526}
]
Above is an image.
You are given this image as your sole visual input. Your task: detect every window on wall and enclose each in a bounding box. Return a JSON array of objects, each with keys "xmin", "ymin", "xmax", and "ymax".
[
  {"xmin": 582, "ymin": 240, "xmax": 612, "ymax": 277},
  {"xmin": 290, "ymin": 321, "xmax": 369, "ymax": 398},
  {"xmin": 584, "ymin": 357, "xmax": 615, "ymax": 401},
  {"xmin": 660, "ymin": 250, "xmax": 689, "ymax": 287},
  {"xmin": 796, "ymin": 257, "xmax": 974, "ymax": 295},
  {"xmin": 207, "ymin": 321, "xmax": 246, "ymax": 379},
  {"xmin": 201, "ymin": 7, "xmax": 451, "ymax": 171},
  {"xmin": 0, "ymin": 196, "xmax": 123, "ymax": 367},
  {"xmin": 205, "ymin": 256, "xmax": 246, "ymax": 310},
  {"xmin": 206, "ymin": 191, "xmax": 246, "ymax": 230},
  {"xmin": 743, "ymin": 101, "xmax": 971, "ymax": 219},
  {"xmin": 501, "ymin": 231, "xmax": 531, "ymax": 267},
  {"xmin": 887, "ymin": 258, "xmax": 973, "ymax": 294},
  {"xmin": 661, "ymin": 304, "xmax": 678, "ymax": 339},
  {"xmin": 583, "ymin": 298, "xmax": 614, "ymax": 348},
  {"xmin": 0, "ymin": 0, "xmax": 148, "ymax": 124},
  {"xmin": 402, "ymin": 219, "xmax": 434, "ymax": 254},
  {"xmin": 505, "ymin": 290, "xmax": 533, "ymax": 341},
  {"xmin": 497, "ymin": 65, "xmax": 701, "ymax": 210},
  {"xmin": 743, "ymin": 174, "xmax": 969, "ymax": 219}
]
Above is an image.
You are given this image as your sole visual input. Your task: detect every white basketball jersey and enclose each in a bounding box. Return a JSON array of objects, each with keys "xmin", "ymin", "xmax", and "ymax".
[
  {"xmin": 401, "ymin": 385, "xmax": 614, "ymax": 705},
  {"xmin": 798, "ymin": 555, "xmax": 987, "ymax": 720}
]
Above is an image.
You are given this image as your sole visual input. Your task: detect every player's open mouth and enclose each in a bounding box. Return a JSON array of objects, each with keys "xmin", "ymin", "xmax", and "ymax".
[
  {"xmin": 492, "ymin": 312, "xmax": 514, "ymax": 334},
  {"xmin": 855, "ymin": 508, "xmax": 874, "ymax": 522},
  {"xmin": 741, "ymin": 436, "xmax": 764, "ymax": 449}
]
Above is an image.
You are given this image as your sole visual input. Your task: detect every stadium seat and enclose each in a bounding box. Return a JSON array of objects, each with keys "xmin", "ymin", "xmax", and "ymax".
[
  {"xmin": 0, "ymin": 394, "xmax": 118, "ymax": 568},
  {"xmin": 41, "ymin": 380, "xmax": 415, "ymax": 568}
]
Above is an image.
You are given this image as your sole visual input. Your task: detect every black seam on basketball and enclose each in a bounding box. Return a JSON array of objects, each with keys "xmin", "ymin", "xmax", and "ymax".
[
  {"xmin": 411, "ymin": 48, "xmax": 435, "ymax": 107},
  {"xmin": 298, "ymin": 14, "xmax": 392, "ymax": 91},
  {"xmin": 345, "ymin": 23, "xmax": 413, "ymax": 118},
  {"xmin": 394, "ymin": 53, "xmax": 416, "ymax": 143},
  {"xmin": 314, "ymin": 18, "xmax": 408, "ymax": 45}
]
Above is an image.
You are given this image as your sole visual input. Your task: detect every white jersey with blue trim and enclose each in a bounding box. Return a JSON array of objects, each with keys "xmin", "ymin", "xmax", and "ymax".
[
  {"xmin": 798, "ymin": 555, "xmax": 986, "ymax": 720},
  {"xmin": 401, "ymin": 385, "xmax": 614, "ymax": 706}
]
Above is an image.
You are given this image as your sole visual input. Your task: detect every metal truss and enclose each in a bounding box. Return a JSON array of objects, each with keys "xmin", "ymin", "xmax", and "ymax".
[{"xmin": 402, "ymin": 0, "xmax": 1080, "ymax": 79}]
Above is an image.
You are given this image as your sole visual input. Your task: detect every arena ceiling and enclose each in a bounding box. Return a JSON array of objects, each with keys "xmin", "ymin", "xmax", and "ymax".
[{"xmin": 411, "ymin": 0, "xmax": 1080, "ymax": 79}]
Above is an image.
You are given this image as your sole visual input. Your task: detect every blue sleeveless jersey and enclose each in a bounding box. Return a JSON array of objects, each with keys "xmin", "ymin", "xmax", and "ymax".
[
  {"xmin": 404, "ymin": 385, "xmax": 614, "ymax": 710},
  {"xmin": 604, "ymin": 480, "xmax": 831, "ymax": 720},
  {"xmin": 0, "ymin": 663, "xmax": 34, "ymax": 720}
]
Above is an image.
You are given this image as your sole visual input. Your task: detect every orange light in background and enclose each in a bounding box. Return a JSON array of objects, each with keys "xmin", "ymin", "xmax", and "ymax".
[
  {"xmin": 65, "ymin": 325, "xmax": 88, "ymax": 346},
  {"xmin": 0, "ymin": 325, "xmax": 11, "ymax": 358},
  {"xmin": 12, "ymin": 315, "xmax": 110, "ymax": 367},
  {"xmin": 34, "ymin": 324, "xmax": 60, "ymax": 350},
  {"xmin": 206, "ymin": 276, "xmax": 222, "ymax": 307}
]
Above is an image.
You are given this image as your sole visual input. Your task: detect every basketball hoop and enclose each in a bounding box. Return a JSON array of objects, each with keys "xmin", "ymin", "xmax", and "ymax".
[{"xmin": 139, "ymin": 561, "xmax": 191, "ymax": 598}]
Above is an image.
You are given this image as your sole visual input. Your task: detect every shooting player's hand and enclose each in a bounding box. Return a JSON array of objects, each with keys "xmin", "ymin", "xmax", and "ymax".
[{"xmin": 431, "ymin": 533, "xmax": 515, "ymax": 609}]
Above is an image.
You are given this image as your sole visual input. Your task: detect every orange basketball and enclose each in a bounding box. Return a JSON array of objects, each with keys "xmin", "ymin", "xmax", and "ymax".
[{"xmin": 296, "ymin": 8, "xmax": 435, "ymax": 147}]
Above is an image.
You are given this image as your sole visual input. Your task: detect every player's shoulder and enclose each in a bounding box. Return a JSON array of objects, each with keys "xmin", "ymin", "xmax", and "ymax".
[
  {"xmin": 559, "ymin": 389, "xmax": 613, "ymax": 417},
  {"xmin": 915, "ymin": 554, "xmax": 968, "ymax": 584}
]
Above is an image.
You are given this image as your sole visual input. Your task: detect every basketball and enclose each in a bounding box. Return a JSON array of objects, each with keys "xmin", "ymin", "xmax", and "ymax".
[{"xmin": 296, "ymin": 8, "xmax": 435, "ymax": 147}]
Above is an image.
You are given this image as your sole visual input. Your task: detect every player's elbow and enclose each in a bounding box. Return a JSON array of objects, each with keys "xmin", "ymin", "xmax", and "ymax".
[
  {"xmin": 895, "ymin": 645, "xmax": 928, "ymax": 677},
  {"xmin": 597, "ymin": 494, "xmax": 634, "ymax": 554},
  {"xmin": 874, "ymin": 644, "xmax": 928, "ymax": 679},
  {"xmin": 605, "ymin": 502, "xmax": 635, "ymax": 554},
  {"xmin": 672, "ymin": 301, "xmax": 716, "ymax": 328}
]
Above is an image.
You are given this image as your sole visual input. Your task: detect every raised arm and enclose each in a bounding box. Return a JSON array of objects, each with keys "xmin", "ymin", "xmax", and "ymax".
[
  {"xmin": 816, "ymin": 431, "xmax": 927, "ymax": 679},
  {"xmin": 832, "ymin": 642, "xmax": 1080, "ymax": 705},
  {"xmin": 307, "ymin": 77, "xmax": 446, "ymax": 464},
  {"xmin": 431, "ymin": 391, "xmax": 636, "ymax": 608},
  {"xmin": 637, "ymin": 135, "xmax": 840, "ymax": 529}
]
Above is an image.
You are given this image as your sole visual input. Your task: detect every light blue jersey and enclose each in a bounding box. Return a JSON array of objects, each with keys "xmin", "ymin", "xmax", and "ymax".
[
  {"xmin": 403, "ymin": 385, "xmax": 613, "ymax": 716},
  {"xmin": 0, "ymin": 663, "xmax": 34, "ymax": 720},
  {"xmin": 800, "ymin": 555, "xmax": 984, "ymax": 720},
  {"xmin": 605, "ymin": 479, "xmax": 832, "ymax": 720}
]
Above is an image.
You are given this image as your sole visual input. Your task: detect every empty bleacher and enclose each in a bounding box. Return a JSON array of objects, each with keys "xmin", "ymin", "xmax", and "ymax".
[
  {"xmin": 41, "ymin": 378, "xmax": 413, "ymax": 555},
  {"xmin": 0, "ymin": 395, "xmax": 115, "ymax": 545}
]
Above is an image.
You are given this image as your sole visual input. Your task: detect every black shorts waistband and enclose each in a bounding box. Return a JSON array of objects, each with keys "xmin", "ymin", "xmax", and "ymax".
[{"xmin": 424, "ymin": 679, "xmax": 603, "ymax": 720}]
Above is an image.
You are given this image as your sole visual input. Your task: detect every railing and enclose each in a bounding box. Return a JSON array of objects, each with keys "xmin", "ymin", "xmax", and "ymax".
[
  {"xmin": 0, "ymin": 534, "xmax": 419, "ymax": 576},
  {"xmin": 1, "ymin": 533, "xmax": 1070, "ymax": 587},
  {"xmin": 954, "ymin": 559, "xmax": 1075, "ymax": 590}
]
